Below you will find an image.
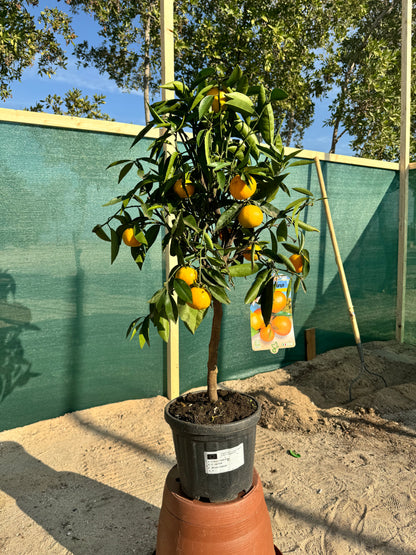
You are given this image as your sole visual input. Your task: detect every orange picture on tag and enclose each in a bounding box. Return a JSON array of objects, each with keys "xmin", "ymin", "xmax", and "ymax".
[{"xmin": 250, "ymin": 275, "xmax": 296, "ymax": 353}]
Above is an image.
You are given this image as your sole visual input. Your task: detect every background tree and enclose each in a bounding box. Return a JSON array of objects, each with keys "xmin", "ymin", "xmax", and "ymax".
[
  {"xmin": 65, "ymin": 0, "xmax": 162, "ymax": 124},
  {"xmin": 174, "ymin": 0, "xmax": 330, "ymax": 147},
  {"xmin": 321, "ymin": 0, "xmax": 416, "ymax": 160},
  {"xmin": 27, "ymin": 87, "xmax": 113, "ymax": 119},
  {"xmin": 0, "ymin": 0, "xmax": 75, "ymax": 100}
]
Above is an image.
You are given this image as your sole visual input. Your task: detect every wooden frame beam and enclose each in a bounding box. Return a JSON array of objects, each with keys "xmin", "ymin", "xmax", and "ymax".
[{"xmin": 396, "ymin": 0, "xmax": 412, "ymax": 342}]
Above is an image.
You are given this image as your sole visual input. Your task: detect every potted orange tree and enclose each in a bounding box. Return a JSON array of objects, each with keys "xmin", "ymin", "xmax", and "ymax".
[{"xmin": 94, "ymin": 66, "xmax": 317, "ymax": 503}]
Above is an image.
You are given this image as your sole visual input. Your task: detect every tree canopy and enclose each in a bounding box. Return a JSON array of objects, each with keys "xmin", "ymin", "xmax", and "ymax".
[{"xmin": 1, "ymin": 0, "xmax": 415, "ymax": 161}]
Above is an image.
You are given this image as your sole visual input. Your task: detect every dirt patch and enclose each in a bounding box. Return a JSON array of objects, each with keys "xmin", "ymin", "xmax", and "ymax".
[
  {"xmin": 0, "ymin": 340, "xmax": 416, "ymax": 554},
  {"xmin": 168, "ymin": 390, "xmax": 257, "ymax": 424}
]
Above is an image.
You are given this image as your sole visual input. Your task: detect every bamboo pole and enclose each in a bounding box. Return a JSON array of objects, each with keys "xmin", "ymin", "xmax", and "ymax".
[
  {"xmin": 396, "ymin": 0, "xmax": 412, "ymax": 343},
  {"xmin": 160, "ymin": 0, "xmax": 179, "ymax": 400}
]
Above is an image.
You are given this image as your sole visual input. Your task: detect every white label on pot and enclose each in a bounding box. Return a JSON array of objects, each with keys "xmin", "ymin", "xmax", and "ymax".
[{"xmin": 204, "ymin": 443, "xmax": 244, "ymax": 474}]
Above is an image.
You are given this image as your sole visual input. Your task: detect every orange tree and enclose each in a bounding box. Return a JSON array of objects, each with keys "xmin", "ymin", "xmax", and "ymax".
[{"xmin": 94, "ymin": 66, "xmax": 318, "ymax": 403}]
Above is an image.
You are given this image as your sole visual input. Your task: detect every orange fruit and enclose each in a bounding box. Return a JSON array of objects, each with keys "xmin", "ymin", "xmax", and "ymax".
[
  {"xmin": 188, "ymin": 287, "xmax": 211, "ymax": 310},
  {"xmin": 243, "ymin": 244, "xmax": 261, "ymax": 261},
  {"xmin": 173, "ymin": 178, "xmax": 195, "ymax": 199},
  {"xmin": 289, "ymin": 253, "xmax": 304, "ymax": 273},
  {"xmin": 122, "ymin": 228, "xmax": 141, "ymax": 247},
  {"xmin": 250, "ymin": 308, "xmax": 265, "ymax": 330},
  {"xmin": 272, "ymin": 290, "xmax": 287, "ymax": 313},
  {"xmin": 238, "ymin": 205, "xmax": 263, "ymax": 228},
  {"xmin": 176, "ymin": 266, "xmax": 198, "ymax": 286},
  {"xmin": 260, "ymin": 324, "xmax": 275, "ymax": 342},
  {"xmin": 207, "ymin": 87, "xmax": 227, "ymax": 113},
  {"xmin": 229, "ymin": 174, "xmax": 257, "ymax": 200},
  {"xmin": 271, "ymin": 315, "xmax": 292, "ymax": 336}
]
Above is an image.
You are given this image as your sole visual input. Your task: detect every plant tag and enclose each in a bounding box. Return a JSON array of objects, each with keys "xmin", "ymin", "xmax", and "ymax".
[
  {"xmin": 250, "ymin": 274, "xmax": 296, "ymax": 353},
  {"xmin": 203, "ymin": 443, "xmax": 244, "ymax": 474}
]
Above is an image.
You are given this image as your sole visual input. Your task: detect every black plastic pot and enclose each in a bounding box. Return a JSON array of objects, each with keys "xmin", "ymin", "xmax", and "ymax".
[{"xmin": 165, "ymin": 392, "xmax": 261, "ymax": 503}]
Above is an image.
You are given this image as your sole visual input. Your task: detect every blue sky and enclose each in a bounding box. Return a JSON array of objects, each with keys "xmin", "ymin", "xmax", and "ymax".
[{"xmin": 1, "ymin": 1, "xmax": 354, "ymax": 156}]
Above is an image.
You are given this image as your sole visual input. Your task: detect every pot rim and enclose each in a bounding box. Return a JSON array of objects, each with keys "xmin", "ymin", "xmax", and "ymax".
[{"xmin": 164, "ymin": 390, "xmax": 261, "ymax": 435}]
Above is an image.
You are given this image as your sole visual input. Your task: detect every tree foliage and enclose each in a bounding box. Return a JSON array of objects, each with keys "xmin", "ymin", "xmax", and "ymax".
[
  {"xmin": 27, "ymin": 87, "xmax": 113, "ymax": 119},
  {"xmin": 94, "ymin": 66, "xmax": 318, "ymax": 400},
  {"xmin": 321, "ymin": 0, "xmax": 416, "ymax": 160},
  {"xmin": 0, "ymin": 0, "xmax": 75, "ymax": 100}
]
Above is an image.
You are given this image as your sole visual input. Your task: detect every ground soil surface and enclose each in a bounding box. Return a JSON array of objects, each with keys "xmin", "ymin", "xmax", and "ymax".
[{"xmin": 1, "ymin": 340, "xmax": 416, "ymax": 554}]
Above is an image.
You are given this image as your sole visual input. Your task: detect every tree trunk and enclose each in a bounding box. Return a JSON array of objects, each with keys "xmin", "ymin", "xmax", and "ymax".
[
  {"xmin": 207, "ymin": 299, "xmax": 223, "ymax": 402},
  {"xmin": 143, "ymin": 11, "xmax": 151, "ymax": 124}
]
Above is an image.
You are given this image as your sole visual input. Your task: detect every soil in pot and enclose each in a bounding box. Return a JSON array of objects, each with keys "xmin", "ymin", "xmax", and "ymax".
[{"xmin": 168, "ymin": 390, "xmax": 257, "ymax": 425}]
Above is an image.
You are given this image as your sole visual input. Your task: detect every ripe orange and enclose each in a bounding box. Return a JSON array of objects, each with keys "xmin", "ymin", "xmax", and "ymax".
[
  {"xmin": 229, "ymin": 175, "xmax": 257, "ymax": 200},
  {"xmin": 207, "ymin": 87, "xmax": 227, "ymax": 113},
  {"xmin": 272, "ymin": 290, "xmax": 287, "ymax": 313},
  {"xmin": 289, "ymin": 253, "xmax": 304, "ymax": 273},
  {"xmin": 122, "ymin": 228, "xmax": 141, "ymax": 247},
  {"xmin": 238, "ymin": 205, "xmax": 263, "ymax": 228},
  {"xmin": 271, "ymin": 315, "xmax": 292, "ymax": 336},
  {"xmin": 243, "ymin": 244, "xmax": 261, "ymax": 261},
  {"xmin": 250, "ymin": 308, "xmax": 265, "ymax": 330},
  {"xmin": 260, "ymin": 324, "xmax": 274, "ymax": 342},
  {"xmin": 173, "ymin": 178, "xmax": 195, "ymax": 199},
  {"xmin": 188, "ymin": 287, "xmax": 211, "ymax": 310},
  {"xmin": 176, "ymin": 266, "xmax": 198, "ymax": 286}
]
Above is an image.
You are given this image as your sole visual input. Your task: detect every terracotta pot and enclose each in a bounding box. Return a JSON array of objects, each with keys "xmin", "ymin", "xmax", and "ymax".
[
  {"xmin": 156, "ymin": 465, "xmax": 279, "ymax": 554},
  {"xmin": 165, "ymin": 392, "xmax": 261, "ymax": 502}
]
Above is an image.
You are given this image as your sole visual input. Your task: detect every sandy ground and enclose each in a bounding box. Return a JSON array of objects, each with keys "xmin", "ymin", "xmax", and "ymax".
[{"xmin": 0, "ymin": 340, "xmax": 416, "ymax": 555}]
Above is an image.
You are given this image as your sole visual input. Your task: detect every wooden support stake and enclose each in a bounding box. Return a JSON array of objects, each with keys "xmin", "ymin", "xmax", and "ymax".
[
  {"xmin": 305, "ymin": 328, "xmax": 316, "ymax": 361},
  {"xmin": 160, "ymin": 0, "xmax": 179, "ymax": 400}
]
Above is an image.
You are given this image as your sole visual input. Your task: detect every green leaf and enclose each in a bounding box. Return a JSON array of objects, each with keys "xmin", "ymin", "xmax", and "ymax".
[
  {"xmin": 225, "ymin": 92, "xmax": 255, "ymax": 117},
  {"xmin": 110, "ymin": 228, "xmax": 120, "ymax": 264},
  {"xmin": 297, "ymin": 220, "xmax": 319, "ymax": 232},
  {"xmin": 183, "ymin": 214, "xmax": 201, "ymax": 232},
  {"xmin": 244, "ymin": 269, "xmax": 270, "ymax": 304},
  {"xmin": 293, "ymin": 187, "xmax": 313, "ymax": 196},
  {"xmin": 215, "ymin": 203, "xmax": 241, "ymax": 231},
  {"xmin": 145, "ymin": 225, "xmax": 160, "ymax": 248},
  {"xmin": 156, "ymin": 316, "xmax": 170, "ymax": 342},
  {"xmin": 190, "ymin": 83, "xmax": 217, "ymax": 111},
  {"xmin": 226, "ymin": 65, "xmax": 243, "ymax": 86},
  {"xmin": 277, "ymin": 253, "xmax": 296, "ymax": 272},
  {"xmin": 229, "ymin": 263, "xmax": 260, "ymax": 277},
  {"xmin": 106, "ymin": 159, "xmax": 131, "ymax": 170},
  {"xmin": 198, "ymin": 94, "xmax": 214, "ymax": 118},
  {"xmin": 270, "ymin": 88, "xmax": 288, "ymax": 101},
  {"xmin": 209, "ymin": 285, "xmax": 231, "ymax": 304},
  {"xmin": 173, "ymin": 278, "xmax": 193, "ymax": 304},
  {"xmin": 276, "ymin": 219, "xmax": 288, "ymax": 241},
  {"xmin": 131, "ymin": 122, "xmax": 155, "ymax": 148},
  {"xmin": 164, "ymin": 151, "xmax": 179, "ymax": 182},
  {"xmin": 164, "ymin": 292, "xmax": 176, "ymax": 321},
  {"xmin": 92, "ymin": 225, "xmax": 111, "ymax": 242},
  {"xmin": 148, "ymin": 288, "xmax": 165, "ymax": 305},
  {"xmin": 102, "ymin": 196, "xmax": 124, "ymax": 207},
  {"xmin": 258, "ymin": 103, "xmax": 274, "ymax": 144},
  {"xmin": 204, "ymin": 128, "xmax": 212, "ymax": 166},
  {"xmin": 178, "ymin": 303, "xmax": 208, "ymax": 334},
  {"xmin": 118, "ymin": 161, "xmax": 135, "ymax": 183},
  {"xmin": 138, "ymin": 316, "xmax": 150, "ymax": 348},
  {"xmin": 234, "ymin": 120, "xmax": 260, "ymax": 159},
  {"xmin": 260, "ymin": 277, "xmax": 274, "ymax": 326}
]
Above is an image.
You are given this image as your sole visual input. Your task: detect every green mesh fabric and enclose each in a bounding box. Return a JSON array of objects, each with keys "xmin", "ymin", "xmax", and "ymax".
[
  {"xmin": 179, "ymin": 161, "xmax": 399, "ymax": 391},
  {"xmin": 0, "ymin": 119, "xmax": 401, "ymax": 430},
  {"xmin": 405, "ymin": 169, "xmax": 416, "ymax": 345},
  {"xmin": 0, "ymin": 122, "xmax": 165, "ymax": 431}
]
